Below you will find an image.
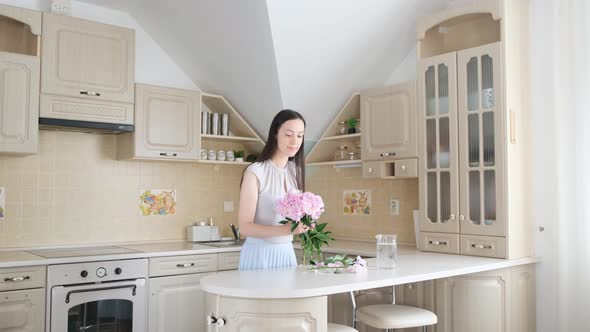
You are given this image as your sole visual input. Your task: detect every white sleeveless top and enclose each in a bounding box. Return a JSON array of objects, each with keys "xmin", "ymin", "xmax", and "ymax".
[{"xmin": 244, "ymin": 160, "xmax": 298, "ymax": 243}]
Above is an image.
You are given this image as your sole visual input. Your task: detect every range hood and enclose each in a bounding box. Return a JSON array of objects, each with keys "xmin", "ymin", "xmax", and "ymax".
[{"xmin": 39, "ymin": 117, "xmax": 134, "ymax": 134}]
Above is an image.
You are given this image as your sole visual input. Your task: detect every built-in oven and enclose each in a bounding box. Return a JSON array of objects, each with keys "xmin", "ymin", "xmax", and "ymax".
[{"xmin": 46, "ymin": 258, "xmax": 148, "ymax": 332}]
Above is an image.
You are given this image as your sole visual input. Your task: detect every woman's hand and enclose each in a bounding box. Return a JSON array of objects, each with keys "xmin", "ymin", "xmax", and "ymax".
[{"xmin": 292, "ymin": 222, "xmax": 310, "ymax": 235}]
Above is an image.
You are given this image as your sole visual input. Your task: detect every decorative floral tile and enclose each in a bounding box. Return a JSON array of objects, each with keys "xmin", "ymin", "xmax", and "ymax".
[
  {"xmin": 139, "ymin": 189, "xmax": 176, "ymax": 216},
  {"xmin": 343, "ymin": 190, "xmax": 371, "ymax": 215}
]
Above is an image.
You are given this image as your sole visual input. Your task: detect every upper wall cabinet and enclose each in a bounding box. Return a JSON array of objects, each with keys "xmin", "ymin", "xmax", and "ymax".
[
  {"xmin": 417, "ymin": 0, "xmax": 532, "ymax": 259},
  {"xmin": 40, "ymin": 12, "xmax": 135, "ymax": 125},
  {"xmin": 0, "ymin": 4, "xmax": 41, "ymax": 155},
  {"xmin": 361, "ymin": 81, "xmax": 417, "ymax": 161},
  {"xmin": 117, "ymin": 84, "xmax": 201, "ymax": 161}
]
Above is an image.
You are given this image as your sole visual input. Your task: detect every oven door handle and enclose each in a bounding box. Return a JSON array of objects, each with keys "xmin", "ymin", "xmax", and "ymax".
[{"xmin": 65, "ymin": 284, "xmax": 137, "ymax": 304}]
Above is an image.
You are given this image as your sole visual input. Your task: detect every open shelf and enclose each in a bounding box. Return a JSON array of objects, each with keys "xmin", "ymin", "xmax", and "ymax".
[
  {"xmin": 321, "ymin": 133, "xmax": 361, "ymax": 141},
  {"xmin": 306, "ymin": 93, "xmax": 362, "ymax": 165},
  {"xmin": 200, "ymin": 93, "xmax": 265, "ymax": 162},
  {"xmin": 198, "ymin": 160, "xmax": 250, "ymax": 166}
]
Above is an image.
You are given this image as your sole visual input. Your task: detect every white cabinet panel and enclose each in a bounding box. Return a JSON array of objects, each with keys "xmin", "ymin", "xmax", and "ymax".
[
  {"xmin": 0, "ymin": 288, "xmax": 45, "ymax": 332},
  {"xmin": 0, "ymin": 52, "xmax": 39, "ymax": 154}
]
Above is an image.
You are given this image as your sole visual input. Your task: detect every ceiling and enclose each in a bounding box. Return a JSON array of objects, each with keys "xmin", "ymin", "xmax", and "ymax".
[{"xmin": 76, "ymin": 0, "xmax": 453, "ymax": 140}]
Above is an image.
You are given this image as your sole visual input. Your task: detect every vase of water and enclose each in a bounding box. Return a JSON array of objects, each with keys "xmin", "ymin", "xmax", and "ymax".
[{"xmin": 376, "ymin": 234, "xmax": 398, "ymax": 269}]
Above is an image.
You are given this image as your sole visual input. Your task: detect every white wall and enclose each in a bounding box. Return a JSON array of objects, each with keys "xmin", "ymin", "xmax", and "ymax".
[
  {"xmin": 0, "ymin": 0, "xmax": 198, "ymax": 91},
  {"xmin": 385, "ymin": 46, "xmax": 418, "ymax": 85}
]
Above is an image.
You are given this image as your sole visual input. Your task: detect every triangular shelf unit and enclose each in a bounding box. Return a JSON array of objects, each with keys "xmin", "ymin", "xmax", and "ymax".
[
  {"xmin": 306, "ymin": 93, "xmax": 362, "ymax": 167},
  {"xmin": 200, "ymin": 93, "xmax": 265, "ymax": 164}
]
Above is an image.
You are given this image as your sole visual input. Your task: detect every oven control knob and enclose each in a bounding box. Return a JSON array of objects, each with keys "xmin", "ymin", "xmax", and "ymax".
[
  {"xmin": 96, "ymin": 267, "xmax": 107, "ymax": 278},
  {"xmin": 80, "ymin": 270, "xmax": 88, "ymax": 278},
  {"xmin": 115, "ymin": 268, "xmax": 122, "ymax": 275}
]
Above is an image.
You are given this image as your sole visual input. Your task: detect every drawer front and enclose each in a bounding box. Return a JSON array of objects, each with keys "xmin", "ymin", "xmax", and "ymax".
[
  {"xmin": 0, "ymin": 266, "xmax": 46, "ymax": 291},
  {"xmin": 0, "ymin": 288, "xmax": 45, "ymax": 331},
  {"xmin": 150, "ymin": 254, "xmax": 218, "ymax": 277},
  {"xmin": 362, "ymin": 161, "xmax": 382, "ymax": 178},
  {"xmin": 394, "ymin": 158, "xmax": 418, "ymax": 178},
  {"xmin": 217, "ymin": 252, "xmax": 241, "ymax": 271},
  {"xmin": 40, "ymin": 93, "xmax": 134, "ymax": 125},
  {"xmin": 420, "ymin": 232, "xmax": 460, "ymax": 254},
  {"xmin": 460, "ymin": 234, "xmax": 506, "ymax": 258}
]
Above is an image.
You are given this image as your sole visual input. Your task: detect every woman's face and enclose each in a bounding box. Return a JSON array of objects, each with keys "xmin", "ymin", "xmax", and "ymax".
[{"xmin": 276, "ymin": 119, "xmax": 305, "ymax": 158}]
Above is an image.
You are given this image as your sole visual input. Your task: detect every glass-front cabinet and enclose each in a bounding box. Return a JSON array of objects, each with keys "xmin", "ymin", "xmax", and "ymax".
[
  {"xmin": 457, "ymin": 42, "xmax": 505, "ymax": 237},
  {"xmin": 418, "ymin": 42, "xmax": 507, "ymax": 255},
  {"xmin": 418, "ymin": 52, "xmax": 459, "ymax": 234}
]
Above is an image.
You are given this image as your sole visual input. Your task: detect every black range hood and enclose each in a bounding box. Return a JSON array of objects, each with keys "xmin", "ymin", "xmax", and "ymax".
[{"xmin": 39, "ymin": 117, "xmax": 134, "ymax": 134}]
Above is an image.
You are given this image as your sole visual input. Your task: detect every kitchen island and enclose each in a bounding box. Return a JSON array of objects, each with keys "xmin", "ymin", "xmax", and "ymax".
[{"xmin": 201, "ymin": 251, "xmax": 538, "ymax": 332}]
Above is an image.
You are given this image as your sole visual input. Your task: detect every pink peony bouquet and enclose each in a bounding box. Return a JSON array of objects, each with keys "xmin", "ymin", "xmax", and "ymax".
[
  {"xmin": 312, "ymin": 255, "xmax": 368, "ymax": 273},
  {"xmin": 276, "ymin": 190, "xmax": 333, "ymax": 265}
]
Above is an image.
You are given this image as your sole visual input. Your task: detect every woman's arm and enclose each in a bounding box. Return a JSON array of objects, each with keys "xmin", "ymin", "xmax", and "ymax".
[{"xmin": 238, "ymin": 171, "xmax": 308, "ymax": 237}]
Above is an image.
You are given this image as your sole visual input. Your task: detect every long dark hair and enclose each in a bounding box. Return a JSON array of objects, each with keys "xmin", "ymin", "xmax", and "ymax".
[{"xmin": 242, "ymin": 110, "xmax": 306, "ymax": 191}]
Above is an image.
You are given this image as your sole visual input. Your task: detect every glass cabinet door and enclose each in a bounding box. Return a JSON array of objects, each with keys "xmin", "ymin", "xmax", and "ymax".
[
  {"xmin": 457, "ymin": 42, "xmax": 505, "ymax": 236},
  {"xmin": 418, "ymin": 52, "xmax": 460, "ymax": 234}
]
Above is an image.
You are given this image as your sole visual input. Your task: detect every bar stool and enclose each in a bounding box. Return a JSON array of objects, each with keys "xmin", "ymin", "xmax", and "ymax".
[
  {"xmin": 349, "ymin": 289, "xmax": 437, "ymax": 332},
  {"xmin": 356, "ymin": 304, "xmax": 437, "ymax": 331},
  {"xmin": 328, "ymin": 323, "xmax": 358, "ymax": 331}
]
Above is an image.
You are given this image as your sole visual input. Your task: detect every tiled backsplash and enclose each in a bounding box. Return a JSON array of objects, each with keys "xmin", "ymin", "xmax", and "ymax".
[
  {"xmin": 307, "ymin": 166, "xmax": 418, "ymax": 245},
  {"xmin": 0, "ymin": 131, "xmax": 244, "ymax": 248},
  {"xmin": 0, "ymin": 131, "xmax": 418, "ymax": 248}
]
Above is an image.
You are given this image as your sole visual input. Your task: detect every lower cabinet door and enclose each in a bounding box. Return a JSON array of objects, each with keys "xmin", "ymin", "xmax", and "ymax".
[
  {"xmin": 0, "ymin": 288, "xmax": 45, "ymax": 332},
  {"xmin": 435, "ymin": 270, "xmax": 508, "ymax": 332},
  {"xmin": 210, "ymin": 295, "xmax": 327, "ymax": 332},
  {"xmin": 149, "ymin": 273, "xmax": 213, "ymax": 332}
]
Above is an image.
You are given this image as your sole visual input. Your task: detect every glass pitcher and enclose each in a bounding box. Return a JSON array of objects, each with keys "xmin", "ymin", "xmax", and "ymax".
[{"xmin": 375, "ymin": 234, "xmax": 398, "ymax": 269}]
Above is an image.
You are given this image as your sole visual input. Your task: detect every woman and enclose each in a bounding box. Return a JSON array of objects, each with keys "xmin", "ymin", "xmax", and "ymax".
[{"xmin": 238, "ymin": 109, "xmax": 309, "ymax": 270}]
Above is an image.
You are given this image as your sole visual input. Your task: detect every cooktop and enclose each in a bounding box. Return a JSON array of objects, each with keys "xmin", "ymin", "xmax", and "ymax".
[{"xmin": 29, "ymin": 246, "xmax": 139, "ymax": 258}]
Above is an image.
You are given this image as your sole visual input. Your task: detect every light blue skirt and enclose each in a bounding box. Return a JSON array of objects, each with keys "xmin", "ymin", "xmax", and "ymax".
[{"xmin": 239, "ymin": 237, "xmax": 297, "ymax": 271}]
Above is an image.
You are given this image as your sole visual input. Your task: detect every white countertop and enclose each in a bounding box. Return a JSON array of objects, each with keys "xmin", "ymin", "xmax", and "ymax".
[
  {"xmin": 200, "ymin": 252, "xmax": 539, "ymax": 299},
  {"xmin": 0, "ymin": 239, "xmax": 383, "ymax": 268},
  {"xmin": 0, "ymin": 241, "xmax": 242, "ymax": 268}
]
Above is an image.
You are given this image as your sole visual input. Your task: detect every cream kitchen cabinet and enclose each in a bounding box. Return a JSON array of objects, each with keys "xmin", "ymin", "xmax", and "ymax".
[
  {"xmin": 0, "ymin": 4, "xmax": 40, "ymax": 155},
  {"xmin": 361, "ymin": 81, "xmax": 417, "ymax": 161},
  {"xmin": 117, "ymin": 84, "xmax": 201, "ymax": 161},
  {"xmin": 417, "ymin": 0, "xmax": 533, "ymax": 259},
  {"xmin": 149, "ymin": 272, "xmax": 213, "ymax": 332},
  {"xmin": 40, "ymin": 12, "xmax": 135, "ymax": 125},
  {"xmin": 0, "ymin": 266, "xmax": 46, "ymax": 332},
  {"xmin": 434, "ymin": 264, "xmax": 535, "ymax": 332},
  {"xmin": 206, "ymin": 293, "xmax": 327, "ymax": 332}
]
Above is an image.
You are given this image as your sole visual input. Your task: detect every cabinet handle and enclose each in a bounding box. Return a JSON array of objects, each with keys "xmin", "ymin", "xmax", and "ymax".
[
  {"xmin": 160, "ymin": 152, "xmax": 178, "ymax": 157},
  {"xmin": 449, "ymin": 214, "xmax": 456, "ymax": 220},
  {"xmin": 429, "ymin": 240, "xmax": 448, "ymax": 246},
  {"xmin": 3, "ymin": 276, "xmax": 30, "ymax": 282},
  {"xmin": 176, "ymin": 263, "xmax": 195, "ymax": 268},
  {"xmin": 80, "ymin": 90, "xmax": 101, "ymax": 97},
  {"xmin": 407, "ymin": 283, "xmax": 413, "ymax": 289},
  {"xmin": 401, "ymin": 165, "xmax": 407, "ymax": 171},
  {"xmin": 380, "ymin": 152, "xmax": 396, "ymax": 157},
  {"xmin": 472, "ymin": 244, "xmax": 493, "ymax": 250},
  {"xmin": 368, "ymin": 167, "xmax": 373, "ymax": 173},
  {"xmin": 207, "ymin": 315, "xmax": 218, "ymax": 325},
  {"xmin": 216, "ymin": 318, "xmax": 226, "ymax": 327},
  {"xmin": 459, "ymin": 215, "xmax": 465, "ymax": 221}
]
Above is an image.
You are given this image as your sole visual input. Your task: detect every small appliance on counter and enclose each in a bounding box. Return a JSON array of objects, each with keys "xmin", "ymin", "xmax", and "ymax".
[{"xmin": 187, "ymin": 217, "xmax": 221, "ymax": 242}]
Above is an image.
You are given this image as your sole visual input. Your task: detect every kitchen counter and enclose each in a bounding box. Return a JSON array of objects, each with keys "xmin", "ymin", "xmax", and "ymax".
[
  {"xmin": 201, "ymin": 253, "xmax": 539, "ymax": 299},
  {"xmin": 0, "ymin": 238, "xmax": 405, "ymax": 268},
  {"xmin": 0, "ymin": 240, "xmax": 243, "ymax": 268}
]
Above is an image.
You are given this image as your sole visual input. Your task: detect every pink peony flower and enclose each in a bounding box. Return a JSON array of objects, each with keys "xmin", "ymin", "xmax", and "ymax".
[
  {"xmin": 347, "ymin": 263, "xmax": 368, "ymax": 273},
  {"xmin": 276, "ymin": 190, "xmax": 325, "ymax": 222},
  {"xmin": 327, "ymin": 261, "xmax": 344, "ymax": 268}
]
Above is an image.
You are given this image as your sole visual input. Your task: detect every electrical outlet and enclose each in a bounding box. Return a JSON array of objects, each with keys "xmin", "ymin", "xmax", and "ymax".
[
  {"xmin": 389, "ymin": 199, "xmax": 399, "ymax": 216},
  {"xmin": 223, "ymin": 201, "xmax": 234, "ymax": 212}
]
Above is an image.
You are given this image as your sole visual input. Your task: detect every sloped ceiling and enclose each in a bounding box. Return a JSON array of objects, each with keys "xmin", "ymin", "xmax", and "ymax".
[{"xmin": 77, "ymin": 0, "xmax": 451, "ymax": 140}]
